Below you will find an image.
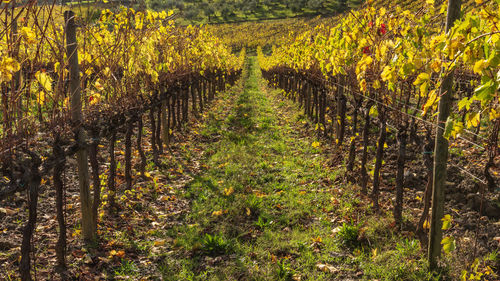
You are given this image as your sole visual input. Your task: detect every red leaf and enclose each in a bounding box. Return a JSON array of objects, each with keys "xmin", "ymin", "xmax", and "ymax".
[{"xmin": 379, "ymin": 23, "xmax": 387, "ymax": 35}]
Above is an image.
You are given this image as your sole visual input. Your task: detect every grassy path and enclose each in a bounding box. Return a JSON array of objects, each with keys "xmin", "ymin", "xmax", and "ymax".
[
  {"xmin": 155, "ymin": 57, "xmax": 429, "ymax": 280},
  {"xmin": 157, "ymin": 57, "xmax": 358, "ymax": 280}
]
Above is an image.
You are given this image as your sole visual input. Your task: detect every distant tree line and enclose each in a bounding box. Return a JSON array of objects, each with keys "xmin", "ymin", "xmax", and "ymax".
[{"xmin": 146, "ymin": 0, "xmax": 364, "ymax": 23}]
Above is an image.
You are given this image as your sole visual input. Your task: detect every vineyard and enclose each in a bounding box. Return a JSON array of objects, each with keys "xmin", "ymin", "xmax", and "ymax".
[{"xmin": 0, "ymin": 0, "xmax": 499, "ymax": 280}]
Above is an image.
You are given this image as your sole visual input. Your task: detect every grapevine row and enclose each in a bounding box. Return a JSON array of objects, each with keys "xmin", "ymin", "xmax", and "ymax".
[
  {"xmin": 0, "ymin": 2, "xmax": 244, "ymax": 279},
  {"xmin": 259, "ymin": 0, "xmax": 499, "ymax": 269}
]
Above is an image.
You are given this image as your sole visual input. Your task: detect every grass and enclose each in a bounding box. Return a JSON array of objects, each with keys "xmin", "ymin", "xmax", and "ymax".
[{"xmin": 152, "ymin": 56, "xmax": 435, "ymax": 280}]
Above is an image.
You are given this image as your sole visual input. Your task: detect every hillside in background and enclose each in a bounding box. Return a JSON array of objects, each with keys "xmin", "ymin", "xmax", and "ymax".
[
  {"xmin": 206, "ymin": 0, "xmax": 485, "ymax": 54},
  {"xmin": 146, "ymin": 0, "xmax": 364, "ymax": 23}
]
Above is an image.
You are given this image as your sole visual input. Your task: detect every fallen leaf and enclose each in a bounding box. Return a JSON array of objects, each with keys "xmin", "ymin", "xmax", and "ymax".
[
  {"xmin": 0, "ymin": 207, "xmax": 16, "ymax": 215},
  {"xmin": 84, "ymin": 253, "xmax": 93, "ymax": 264},
  {"xmin": 154, "ymin": 240, "xmax": 166, "ymax": 246},
  {"xmin": 115, "ymin": 250, "xmax": 125, "ymax": 258},
  {"xmin": 316, "ymin": 263, "xmax": 339, "ymax": 273},
  {"xmin": 159, "ymin": 195, "xmax": 170, "ymax": 202},
  {"xmin": 493, "ymin": 237, "xmax": 500, "ymax": 245},
  {"xmin": 212, "ymin": 210, "xmax": 224, "ymax": 216},
  {"xmin": 223, "ymin": 187, "xmax": 234, "ymax": 196}
]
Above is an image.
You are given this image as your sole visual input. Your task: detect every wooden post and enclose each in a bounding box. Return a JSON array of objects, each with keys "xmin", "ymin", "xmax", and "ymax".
[
  {"xmin": 65, "ymin": 10, "xmax": 96, "ymax": 242},
  {"xmin": 428, "ymin": 0, "xmax": 461, "ymax": 270}
]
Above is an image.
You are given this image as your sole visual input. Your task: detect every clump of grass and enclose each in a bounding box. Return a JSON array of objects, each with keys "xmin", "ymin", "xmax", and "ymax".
[
  {"xmin": 244, "ymin": 194, "xmax": 262, "ymax": 218},
  {"xmin": 360, "ymin": 239, "xmax": 433, "ymax": 281},
  {"xmin": 336, "ymin": 222, "xmax": 360, "ymax": 249},
  {"xmin": 255, "ymin": 214, "xmax": 272, "ymax": 229},
  {"xmin": 114, "ymin": 259, "xmax": 138, "ymax": 276},
  {"xmin": 201, "ymin": 233, "xmax": 229, "ymax": 256},
  {"xmin": 275, "ymin": 259, "xmax": 294, "ymax": 280}
]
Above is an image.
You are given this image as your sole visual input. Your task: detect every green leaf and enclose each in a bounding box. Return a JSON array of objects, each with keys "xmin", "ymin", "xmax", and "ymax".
[
  {"xmin": 444, "ymin": 117, "xmax": 454, "ymax": 140},
  {"xmin": 451, "ymin": 121, "xmax": 464, "ymax": 139},
  {"xmin": 457, "ymin": 97, "xmax": 472, "ymax": 111},
  {"xmin": 474, "ymin": 80, "xmax": 495, "ymax": 104},
  {"xmin": 441, "ymin": 236, "xmax": 456, "ymax": 254},
  {"xmin": 369, "ymin": 106, "xmax": 378, "ymax": 118},
  {"xmin": 401, "ymin": 62, "xmax": 415, "ymax": 76},
  {"xmin": 442, "ymin": 214, "xmax": 452, "ymax": 230},
  {"xmin": 481, "ymin": 75, "xmax": 492, "ymax": 85},
  {"xmin": 488, "ymin": 51, "xmax": 499, "ymax": 68}
]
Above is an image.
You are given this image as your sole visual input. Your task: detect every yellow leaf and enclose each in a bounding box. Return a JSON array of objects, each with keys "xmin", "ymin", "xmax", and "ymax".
[
  {"xmin": 35, "ymin": 71, "xmax": 53, "ymax": 92},
  {"xmin": 37, "ymin": 91, "xmax": 46, "ymax": 105},
  {"xmin": 246, "ymin": 208, "xmax": 251, "ymax": 216},
  {"xmin": 422, "ymin": 90, "xmax": 437, "ymax": 116},
  {"xmin": 419, "ymin": 82, "xmax": 429, "ymax": 95},
  {"xmin": 430, "ymin": 59, "xmax": 442, "ymax": 73},
  {"xmin": 466, "ymin": 113, "xmax": 480, "ymax": 128},
  {"xmin": 212, "ymin": 210, "xmax": 224, "ymax": 216},
  {"xmin": 312, "ymin": 236, "xmax": 322, "ymax": 243},
  {"xmin": 473, "ymin": 60, "xmax": 488, "ymax": 74},
  {"xmin": 154, "ymin": 240, "xmax": 166, "ymax": 246},
  {"xmin": 89, "ymin": 92, "xmax": 101, "ymax": 106},
  {"xmin": 311, "ymin": 141, "xmax": 320, "ymax": 148},
  {"xmin": 413, "ymin": 72, "xmax": 430, "ymax": 86},
  {"xmin": 223, "ymin": 187, "xmax": 234, "ymax": 196},
  {"xmin": 116, "ymin": 250, "xmax": 125, "ymax": 258},
  {"xmin": 360, "ymin": 79, "xmax": 367, "ymax": 93},
  {"xmin": 381, "ymin": 66, "xmax": 393, "ymax": 82},
  {"xmin": 423, "ymin": 219, "xmax": 430, "ymax": 229},
  {"xmin": 490, "ymin": 109, "xmax": 500, "ymax": 121},
  {"xmin": 379, "ymin": 7, "xmax": 386, "ymax": 16},
  {"xmin": 94, "ymin": 80, "xmax": 104, "ymax": 91}
]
